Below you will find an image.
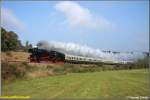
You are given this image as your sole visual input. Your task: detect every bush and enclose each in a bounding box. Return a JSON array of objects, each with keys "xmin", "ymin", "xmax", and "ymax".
[
  {"xmin": 60, "ymin": 64, "xmax": 103, "ymax": 73},
  {"xmin": 1, "ymin": 62, "xmax": 14, "ymax": 82},
  {"xmin": 133, "ymin": 56, "xmax": 149, "ymax": 69},
  {"xmin": 1, "ymin": 62, "xmax": 20, "ymax": 82},
  {"xmin": 53, "ymin": 67, "xmax": 66, "ymax": 74},
  {"xmin": 6, "ymin": 51, "xmax": 12, "ymax": 57},
  {"xmin": 1, "ymin": 62, "xmax": 33, "ymax": 82}
]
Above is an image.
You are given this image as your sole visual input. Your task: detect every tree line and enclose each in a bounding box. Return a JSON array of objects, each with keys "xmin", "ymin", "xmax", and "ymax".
[{"xmin": 1, "ymin": 27, "xmax": 32, "ymax": 52}]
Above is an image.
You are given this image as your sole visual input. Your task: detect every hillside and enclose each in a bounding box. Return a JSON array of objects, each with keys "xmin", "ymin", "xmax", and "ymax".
[{"xmin": 1, "ymin": 51, "xmax": 148, "ymax": 81}]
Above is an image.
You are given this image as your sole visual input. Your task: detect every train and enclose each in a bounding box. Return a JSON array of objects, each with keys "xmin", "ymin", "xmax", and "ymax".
[{"xmin": 28, "ymin": 47, "xmax": 129, "ymax": 65}]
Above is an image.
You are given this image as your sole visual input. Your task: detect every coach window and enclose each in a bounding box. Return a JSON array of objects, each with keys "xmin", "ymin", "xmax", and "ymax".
[{"xmin": 75, "ymin": 57, "xmax": 77, "ymax": 60}]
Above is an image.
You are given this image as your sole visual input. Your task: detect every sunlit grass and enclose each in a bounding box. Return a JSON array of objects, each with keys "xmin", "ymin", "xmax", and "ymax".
[{"xmin": 2, "ymin": 69, "xmax": 149, "ymax": 99}]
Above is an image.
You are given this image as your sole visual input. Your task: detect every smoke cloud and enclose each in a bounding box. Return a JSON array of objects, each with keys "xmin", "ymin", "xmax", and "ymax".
[{"xmin": 37, "ymin": 40, "xmax": 146, "ymax": 62}]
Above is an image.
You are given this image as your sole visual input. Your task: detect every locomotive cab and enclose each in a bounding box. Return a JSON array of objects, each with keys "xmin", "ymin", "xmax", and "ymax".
[
  {"xmin": 28, "ymin": 47, "xmax": 38, "ymax": 53},
  {"xmin": 28, "ymin": 47, "xmax": 40, "ymax": 62}
]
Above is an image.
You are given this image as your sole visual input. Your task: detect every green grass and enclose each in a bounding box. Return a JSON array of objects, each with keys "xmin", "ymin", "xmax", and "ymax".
[{"xmin": 2, "ymin": 69, "xmax": 149, "ymax": 99}]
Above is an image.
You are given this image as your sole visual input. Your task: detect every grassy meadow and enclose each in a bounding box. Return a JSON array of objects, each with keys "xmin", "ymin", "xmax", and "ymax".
[
  {"xmin": 2, "ymin": 69, "xmax": 149, "ymax": 99},
  {"xmin": 1, "ymin": 51, "xmax": 149, "ymax": 99}
]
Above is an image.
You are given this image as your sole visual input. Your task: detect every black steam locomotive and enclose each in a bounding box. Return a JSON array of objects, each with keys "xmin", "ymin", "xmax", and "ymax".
[{"xmin": 28, "ymin": 47, "xmax": 65, "ymax": 63}]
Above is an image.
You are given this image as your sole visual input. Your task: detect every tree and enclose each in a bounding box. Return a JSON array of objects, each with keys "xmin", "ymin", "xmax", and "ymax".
[
  {"xmin": 1, "ymin": 27, "xmax": 23, "ymax": 51},
  {"xmin": 24, "ymin": 41, "xmax": 29, "ymax": 51},
  {"xmin": 23, "ymin": 40, "xmax": 32, "ymax": 52}
]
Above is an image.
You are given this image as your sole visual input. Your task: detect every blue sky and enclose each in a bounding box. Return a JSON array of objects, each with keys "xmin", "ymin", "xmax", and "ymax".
[{"xmin": 1, "ymin": 1, "xmax": 149, "ymax": 52}]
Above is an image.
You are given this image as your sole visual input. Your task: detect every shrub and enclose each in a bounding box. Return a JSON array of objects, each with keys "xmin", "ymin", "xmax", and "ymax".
[
  {"xmin": 133, "ymin": 56, "xmax": 149, "ymax": 69},
  {"xmin": 46, "ymin": 65, "xmax": 54, "ymax": 70},
  {"xmin": 1, "ymin": 62, "xmax": 31, "ymax": 82},
  {"xmin": 53, "ymin": 67, "xmax": 65, "ymax": 74},
  {"xmin": 6, "ymin": 51, "xmax": 12, "ymax": 57}
]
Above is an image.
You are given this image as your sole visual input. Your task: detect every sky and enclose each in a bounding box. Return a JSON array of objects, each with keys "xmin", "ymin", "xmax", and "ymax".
[{"xmin": 1, "ymin": 1, "xmax": 149, "ymax": 52}]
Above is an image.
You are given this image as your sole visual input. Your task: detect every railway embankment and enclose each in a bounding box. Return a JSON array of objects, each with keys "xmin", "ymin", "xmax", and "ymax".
[{"xmin": 1, "ymin": 51, "xmax": 148, "ymax": 83}]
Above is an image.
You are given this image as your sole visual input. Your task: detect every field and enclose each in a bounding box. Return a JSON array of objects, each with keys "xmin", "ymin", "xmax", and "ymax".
[{"xmin": 2, "ymin": 69, "xmax": 149, "ymax": 99}]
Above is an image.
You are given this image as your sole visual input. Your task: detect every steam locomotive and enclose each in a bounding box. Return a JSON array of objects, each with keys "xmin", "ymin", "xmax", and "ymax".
[
  {"xmin": 28, "ymin": 47, "xmax": 123, "ymax": 65},
  {"xmin": 28, "ymin": 47, "xmax": 65, "ymax": 63}
]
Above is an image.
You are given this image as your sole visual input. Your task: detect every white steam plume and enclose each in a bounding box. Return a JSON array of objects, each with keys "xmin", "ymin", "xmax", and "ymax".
[{"xmin": 36, "ymin": 40, "xmax": 146, "ymax": 62}]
